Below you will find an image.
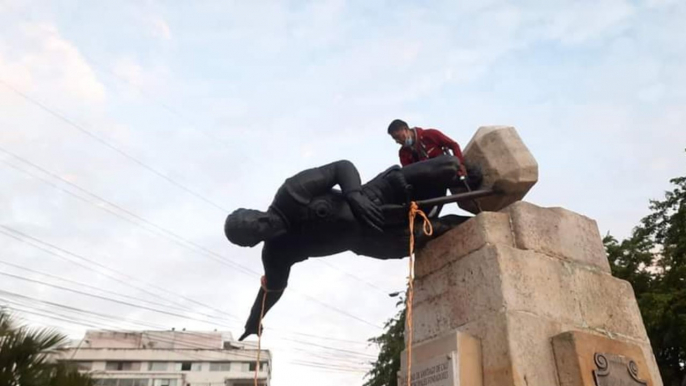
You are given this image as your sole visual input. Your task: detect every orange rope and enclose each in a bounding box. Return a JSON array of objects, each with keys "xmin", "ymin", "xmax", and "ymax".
[
  {"xmin": 255, "ymin": 276, "xmax": 283, "ymax": 386},
  {"xmin": 406, "ymin": 202, "xmax": 433, "ymax": 386}
]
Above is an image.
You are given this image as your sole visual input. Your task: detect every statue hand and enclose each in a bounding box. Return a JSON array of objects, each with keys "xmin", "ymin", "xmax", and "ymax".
[
  {"xmin": 346, "ymin": 191, "xmax": 384, "ymax": 232},
  {"xmin": 238, "ymin": 322, "xmax": 263, "ymax": 341}
]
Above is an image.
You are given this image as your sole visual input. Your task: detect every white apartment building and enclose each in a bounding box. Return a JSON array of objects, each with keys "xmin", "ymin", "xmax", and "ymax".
[{"xmin": 56, "ymin": 330, "xmax": 271, "ymax": 386}]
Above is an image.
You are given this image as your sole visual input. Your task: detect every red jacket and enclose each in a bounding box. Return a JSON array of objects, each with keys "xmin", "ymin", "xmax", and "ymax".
[{"xmin": 399, "ymin": 127, "xmax": 465, "ymax": 167}]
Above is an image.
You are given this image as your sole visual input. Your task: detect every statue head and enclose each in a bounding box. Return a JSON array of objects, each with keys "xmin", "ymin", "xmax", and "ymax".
[{"xmin": 224, "ymin": 208, "xmax": 285, "ymax": 247}]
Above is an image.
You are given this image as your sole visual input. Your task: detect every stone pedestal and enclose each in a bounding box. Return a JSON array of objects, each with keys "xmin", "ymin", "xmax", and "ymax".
[{"xmin": 407, "ymin": 201, "xmax": 663, "ymax": 386}]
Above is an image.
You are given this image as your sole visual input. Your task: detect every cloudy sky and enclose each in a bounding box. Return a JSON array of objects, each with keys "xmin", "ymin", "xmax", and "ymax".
[{"xmin": 1, "ymin": 0, "xmax": 684, "ymax": 384}]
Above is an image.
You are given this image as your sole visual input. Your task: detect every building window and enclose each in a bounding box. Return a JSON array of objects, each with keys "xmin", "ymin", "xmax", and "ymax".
[
  {"xmin": 152, "ymin": 379, "xmax": 178, "ymax": 386},
  {"xmin": 248, "ymin": 362, "xmax": 268, "ymax": 372},
  {"xmin": 95, "ymin": 380, "xmax": 149, "ymax": 386},
  {"xmin": 148, "ymin": 362, "xmax": 168, "ymax": 371},
  {"xmin": 118, "ymin": 380, "xmax": 149, "ymax": 386},
  {"xmin": 74, "ymin": 361, "xmax": 93, "ymax": 371},
  {"xmin": 105, "ymin": 362, "xmax": 142, "ymax": 371},
  {"xmin": 175, "ymin": 362, "xmax": 201, "ymax": 372},
  {"xmin": 95, "ymin": 380, "xmax": 118, "ymax": 386},
  {"xmin": 209, "ymin": 362, "xmax": 231, "ymax": 372}
]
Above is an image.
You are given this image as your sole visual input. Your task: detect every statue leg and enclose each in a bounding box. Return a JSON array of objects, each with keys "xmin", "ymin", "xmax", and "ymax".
[
  {"xmin": 401, "ymin": 155, "xmax": 461, "ymax": 188},
  {"xmin": 351, "ymin": 214, "xmax": 470, "ymax": 260}
]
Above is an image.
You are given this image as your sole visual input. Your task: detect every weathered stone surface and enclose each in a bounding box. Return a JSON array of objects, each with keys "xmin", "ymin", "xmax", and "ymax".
[
  {"xmin": 506, "ymin": 310, "xmax": 564, "ymax": 386},
  {"xmin": 399, "ymin": 330, "xmax": 483, "ymax": 386},
  {"xmin": 552, "ymin": 331, "xmax": 661, "ymax": 386},
  {"xmin": 415, "ymin": 243, "xmax": 646, "ymax": 342},
  {"xmin": 503, "ymin": 201, "xmax": 611, "ymax": 273},
  {"xmin": 498, "ymin": 245, "xmax": 583, "ymax": 326},
  {"xmin": 570, "ymin": 265, "xmax": 648, "ymax": 342},
  {"xmin": 637, "ymin": 340, "xmax": 663, "ymax": 386},
  {"xmin": 454, "ymin": 311, "xmax": 513, "ymax": 386},
  {"xmin": 413, "ymin": 245, "xmax": 504, "ymax": 339},
  {"xmin": 459, "ymin": 126, "xmax": 538, "ymax": 214},
  {"xmin": 412, "ymin": 296, "xmax": 454, "ymax": 343},
  {"xmin": 497, "ymin": 244, "xmax": 647, "ymax": 340},
  {"xmin": 416, "ymin": 212, "xmax": 513, "ymax": 278}
]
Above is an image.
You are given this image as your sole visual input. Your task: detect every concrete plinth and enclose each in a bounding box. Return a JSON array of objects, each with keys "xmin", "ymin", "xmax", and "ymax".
[{"xmin": 409, "ymin": 201, "xmax": 662, "ymax": 386}]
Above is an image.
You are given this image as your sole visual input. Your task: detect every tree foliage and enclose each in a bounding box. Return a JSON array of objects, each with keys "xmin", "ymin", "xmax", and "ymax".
[
  {"xmin": 0, "ymin": 310, "xmax": 94, "ymax": 386},
  {"xmin": 364, "ymin": 304, "xmax": 406, "ymax": 386},
  {"xmin": 605, "ymin": 170, "xmax": 686, "ymax": 386}
]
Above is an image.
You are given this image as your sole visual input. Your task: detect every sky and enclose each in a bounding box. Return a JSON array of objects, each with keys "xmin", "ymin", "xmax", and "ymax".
[{"xmin": 0, "ymin": 0, "xmax": 685, "ymax": 384}]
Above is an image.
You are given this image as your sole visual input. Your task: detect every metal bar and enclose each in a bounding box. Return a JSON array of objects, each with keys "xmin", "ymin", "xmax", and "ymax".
[{"xmin": 381, "ymin": 189, "xmax": 497, "ymax": 212}]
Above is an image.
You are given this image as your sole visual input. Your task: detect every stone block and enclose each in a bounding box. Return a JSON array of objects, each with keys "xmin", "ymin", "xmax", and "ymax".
[
  {"xmin": 413, "ymin": 245, "xmax": 505, "ymax": 338},
  {"xmin": 416, "ymin": 242, "xmax": 645, "ymax": 342},
  {"xmin": 412, "ymin": 296, "xmax": 454, "ymax": 344},
  {"xmin": 571, "ymin": 267, "xmax": 648, "ymax": 342},
  {"xmin": 503, "ymin": 201, "xmax": 611, "ymax": 273},
  {"xmin": 552, "ymin": 331, "xmax": 661, "ymax": 386},
  {"xmin": 506, "ymin": 310, "xmax": 564, "ymax": 386},
  {"xmin": 497, "ymin": 245, "xmax": 583, "ymax": 326},
  {"xmin": 459, "ymin": 126, "xmax": 538, "ymax": 214},
  {"xmin": 455, "ymin": 311, "xmax": 513, "ymax": 386},
  {"xmin": 416, "ymin": 212, "xmax": 513, "ymax": 278},
  {"xmin": 497, "ymin": 244, "xmax": 648, "ymax": 341}
]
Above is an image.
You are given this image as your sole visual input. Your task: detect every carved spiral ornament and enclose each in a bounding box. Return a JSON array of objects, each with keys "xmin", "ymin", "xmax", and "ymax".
[
  {"xmin": 592, "ymin": 352, "xmax": 648, "ymax": 386},
  {"xmin": 628, "ymin": 361, "xmax": 639, "ymax": 376},
  {"xmin": 628, "ymin": 360, "xmax": 648, "ymax": 384},
  {"xmin": 594, "ymin": 353, "xmax": 609, "ymax": 371}
]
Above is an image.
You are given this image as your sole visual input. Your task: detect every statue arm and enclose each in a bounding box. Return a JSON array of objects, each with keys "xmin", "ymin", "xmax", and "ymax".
[
  {"xmin": 238, "ymin": 244, "xmax": 294, "ymax": 341},
  {"xmin": 288, "ymin": 160, "xmax": 363, "ymax": 196},
  {"xmin": 285, "ymin": 161, "xmax": 383, "ymax": 230}
]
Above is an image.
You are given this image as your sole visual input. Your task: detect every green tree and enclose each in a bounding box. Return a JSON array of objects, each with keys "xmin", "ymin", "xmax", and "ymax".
[
  {"xmin": 0, "ymin": 310, "xmax": 94, "ymax": 386},
  {"xmin": 605, "ymin": 171, "xmax": 686, "ymax": 386},
  {"xmin": 364, "ymin": 305, "xmax": 406, "ymax": 386}
]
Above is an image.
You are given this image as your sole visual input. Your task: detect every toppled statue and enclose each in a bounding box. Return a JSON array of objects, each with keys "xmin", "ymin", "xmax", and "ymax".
[{"xmin": 225, "ymin": 126, "xmax": 538, "ymax": 340}]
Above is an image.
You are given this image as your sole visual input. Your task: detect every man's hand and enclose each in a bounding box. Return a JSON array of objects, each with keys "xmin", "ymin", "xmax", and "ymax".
[
  {"xmin": 346, "ymin": 191, "xmax": 384, "ymax": 232},
  {"xmin": 459, "ymin": 163, "xmax": 467, "ymax": 179}
]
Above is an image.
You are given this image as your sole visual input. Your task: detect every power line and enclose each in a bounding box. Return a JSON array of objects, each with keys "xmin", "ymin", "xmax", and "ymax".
[
  {"xmin": 0, "ymin": 259, "xmax": 234, "ymax": 320},
  {"xmin": 0, "ymin": 270, "xmax": 240, "ymax": 328},
  {"xmin": 0, "ymin": 77, "xmax": 229, "ymax": 213},
  {"xmin": 315, "ymin": 259, "xmax": 393, "ymax": 296},
  {"xmin": 0, "ymin": 269, "xmax": 377, "ymax": 359},
  {"xmin": 0, "ymin": 256, "xmax": 371, "ymax": 348},
  {"xmin": 0, "ymin": 299, "xmax": 372, "ymax": 366},
  {"xmin": 0, "ymin": 157, "xmax": 381, "ymax": 328},
  {"xmin": 0, "ymin": 226, "xmax": 201, "ymax": 311},
  {"xmin": 1, "ymin": 5, "xmax": 398, "ymax": 336},
  {"xmin": 1, "ymin": 144, "xmax": 383, "ymax": 329},
  {"xmin": 0, "ymin": 76, "xmax": 396, "ymax": 308},
  {"xmin": 0, "ymin": 148, "xmax": 258, "ymax": 277},
  {"xmin": 78, "ymin": 55, "xmax": 235, "ymax": 152}
]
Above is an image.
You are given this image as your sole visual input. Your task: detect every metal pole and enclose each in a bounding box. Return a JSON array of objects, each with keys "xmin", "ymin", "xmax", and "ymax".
[{"xmin": 381, "ymin": 189, "xmax": 497, "ymax": 212}]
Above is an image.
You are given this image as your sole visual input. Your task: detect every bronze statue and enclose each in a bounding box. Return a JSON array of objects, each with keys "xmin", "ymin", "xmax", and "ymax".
[{"xmin": 225, "ymin": 156, "xmax": 481, "ymax": 340}]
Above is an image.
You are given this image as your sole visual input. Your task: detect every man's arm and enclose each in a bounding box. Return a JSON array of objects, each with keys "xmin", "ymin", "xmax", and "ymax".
[
  {"xmin": 425, "ymin": 129, "xmax": 466, "ymax": 175},
  {"xmin": 399, "ymin": 149, "xmax": 412, "ymax": 166}
]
